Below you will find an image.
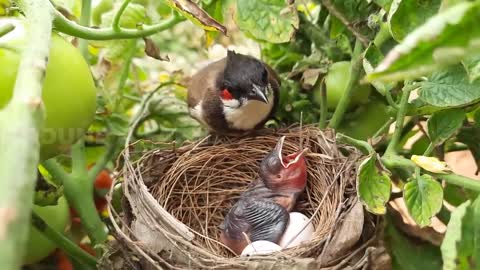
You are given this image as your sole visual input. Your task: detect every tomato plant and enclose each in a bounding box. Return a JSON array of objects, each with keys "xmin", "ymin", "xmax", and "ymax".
[{"xmin": 0, "ymin": 18, "xmax": 97, "ymax": 160}]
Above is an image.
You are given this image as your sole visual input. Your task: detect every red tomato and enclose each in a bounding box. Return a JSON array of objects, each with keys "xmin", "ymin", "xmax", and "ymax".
[
  {"xmin": 79, "ymin": 243, "xmax": 96, "ymax": 256},
  {"xmin": 56, "ymin": 250, "xmax": 74, "ymax": 270},
  {"xmin": 94, "ymin": 169, "xmax": 113, "ymax": 191}
]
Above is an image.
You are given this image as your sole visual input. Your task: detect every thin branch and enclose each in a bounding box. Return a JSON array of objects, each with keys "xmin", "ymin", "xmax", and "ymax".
[
  {"xmin": 42, "ymin": 159, "xmax": 69, "ymax": 186},
  {"xmin": 31, "ymin": 211, "xmax": 97, "ymax": 268},
  {"xmin": 319, "ymin": 0, "xmax": 369, "ymax": 46},
  {"xmin": 328, "ymin": 39, "xmax": 364, "ymax": 129},
  {"xmin": 385, "ymin": 84, "xmax": 417, "ymax": 155},
  {"xmin": 336, "ymin": 133, "xmax": 375, "ymax": 155},
  {"xmin": 318, "ymin": 77, "xmax": 327, "ymax": 129},
  {"xmin": 78, "ymin": 0, "xmax": 92, "ymax": 57},
  {"xmin": 112, "ymin": 0, "xmax": 132, "ymax": 32},
  {"xmin": 0, "ymin": 23, "xmax": 14, "ymax": 37},
  {"xmin": 53, "ymin": 5, "xmax": 184, "ymax": 40},
  {"xmin": 88, "ymin": 136, "xmax": 121, "ymax": 180}
]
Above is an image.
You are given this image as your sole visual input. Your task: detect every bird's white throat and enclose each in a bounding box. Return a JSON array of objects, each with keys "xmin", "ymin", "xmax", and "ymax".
[{"xmin": 222, "ymin": 93, "xmax": 274, "ymax": 130}]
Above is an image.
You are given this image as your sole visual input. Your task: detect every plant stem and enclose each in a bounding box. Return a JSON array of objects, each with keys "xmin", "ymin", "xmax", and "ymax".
[
  {"xmin": 385, "ymin": 90, "xmax": 399, "ymax": 110},
  {"xmin": 53, "ymin": 5, "xmax": 184, "ymax": 40},
  {"xmin": 336, "ymin": 133, "xmax": 375, "ymax": 155},
  {"xmin": 0, "ymin": 0, "xmax": 53, "ymax": 268},
  {"xmin": 78, "ymin": 0, "xmax": 92, "ymax": 58},
  {"xmin": 112, "ymin": 0, "xmax": 132, "ymax": 32},
  {"xmin": 373, "ymin": 118, "xmax": 394, "ymax": 138},
  {"xmin": 72, "ymin": 137, "xmax": 87, "ymax": 175},
  {"xmin": 63, "ymin": 172, "xmax": 108, "ymax": 245},
  {"xmin": 88, "ymin": 136, "xmax": 120, "ymax": 180},
  {"xmin": 42, "ymin": 159, "xmax": 69, "ymax": 186},
  {"xmin": 385, "ymin": 84, "xmax": 416, "ymax": 155},
  {"xmin": 434, "ymin": 173, "xmax": 480, "ymax": 192},
  {"xmin": 318, "ymin": 78, "xmax": 327, "ymax": 129},
  {"xmin": 328, "ymin": 40, "xmax": 363, "ymax": 129},
  {"xmin": 31, "ymin": 211, "xmax": 97, "ymax": 268},
  {"xmin": 0, "ymin": 23, "xmax": 14, "ymax": 37}
]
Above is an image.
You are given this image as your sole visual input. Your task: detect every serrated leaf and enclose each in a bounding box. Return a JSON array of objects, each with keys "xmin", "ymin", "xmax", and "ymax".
[
  {"xmin": 329, "ymin": 0, "xmax": 379, "ymax": 41},
  {"xmin": 363, "ymin": 44, "xmax": 395, "ymax": 95},
  {"xmin": 357, "ymin": 154, "xmax": 392, "ymax": 214},
  {"xmin": 419, "ymin": 64, "xmax": 480, "ymax": 107},
  {"xmin": 441, "ymin": 200, "xmax": 471, "ymax": 270},
  {"xmin": 165, "ymin": 0, "xmax": 226, "ymax": 34},
  {"xmin": 462, "ymin": 55, "xmax": 480, "ymax": 82},
  {"xmin": 388, "ymin": 0, "xmax": 441, "ymax": 42},
  {"xmin": 404, "ymin": 174, "xmax": 443, "ymax": 227},
  {"xmin": 427, "ymin": 108, "xmax": 465, "ymax": 145},
  {"xmin": 235, "ymin": 0, "xmax": 299, "ymax": 43},
  {"xmin": 411, "ymin": 155, "xmax": 451, "ymax": 174},
  {"xmin": 368, "ymin": 2, "xmax": 480, "ymax": 82}
]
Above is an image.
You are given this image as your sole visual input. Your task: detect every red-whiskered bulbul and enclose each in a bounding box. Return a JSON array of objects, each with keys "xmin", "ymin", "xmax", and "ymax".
[
  {"xmin": 219, "ymin": 136, "xmax": 308, "ymax": 255},
  {"xmin": 187, "ymin": 50, "xmax": 280, "ymax": 136}
]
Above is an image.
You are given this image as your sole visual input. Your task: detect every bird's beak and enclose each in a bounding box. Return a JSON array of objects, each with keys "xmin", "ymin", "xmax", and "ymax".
[
  {"xmin": 251, "ymin": 84, "xmax": 269, "ymax": 104},
  {"xmin": 272, "ymin": 136, "xmax": 308, "ymax": 169}
]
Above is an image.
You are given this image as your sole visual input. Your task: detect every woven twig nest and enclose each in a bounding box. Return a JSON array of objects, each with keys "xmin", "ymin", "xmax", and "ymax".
[{"xmin": 105, "ymin": 126, "xmax": 381, "ymax": 270}]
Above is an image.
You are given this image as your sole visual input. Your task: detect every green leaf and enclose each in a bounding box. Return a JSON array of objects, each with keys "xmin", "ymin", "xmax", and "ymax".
[
  {"xmin": 419, "ymin": 64, "xmax": 480, "ymax": 107},
  {"xmin": 462, "ymin": 55, "xmax": 480, "ymax": 82},
  {"xmin": 441, "ymin": 200, "xmax": 471, "ymax": 270},
  {"xmin": 403, "ymin": 174, "xmax": 443, "ymax": 227},
  {"xmin": 363, "ymin": 44, "xmax": 396, "ymax": 95},
  {"xmin": 367, "ymin": 2, "xmax": 480, "ymax": 82},
  {"xmin": 165, "ymin": 0, "xmax": 226, "ymax": 34},
  {"xmin": 235, "ymin": 0, "xmax": 299, "ymax": 43},
  {"xmin": 373, "ymin": 0, "xmax": 393, "ymax": 10},
  {"xmin": 427, "ymin": 108, "xmax": 465, "ymax": 145},
  {"xmin": 357, "ymin": 154, "xmax": 392, "ymax": 215},
  {"xmin": 329, "ymin": 0, "xmax": 379, "ymax": 40},
  {"xmin": 388, "ymin": 0, "xmax": 441, "ymax": 42},
  {"xmin": 385, "ymin": 217, "xmax": 443, "ymax": 270},
  {"xmin": 473, "ymin": 196, "xmax": 480, "ymax": 266}
]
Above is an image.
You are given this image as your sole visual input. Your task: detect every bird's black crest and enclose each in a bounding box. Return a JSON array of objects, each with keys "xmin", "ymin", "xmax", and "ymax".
[{"xmin": 221, "ymin": 50, "xmax": 268, "ymax": 97}]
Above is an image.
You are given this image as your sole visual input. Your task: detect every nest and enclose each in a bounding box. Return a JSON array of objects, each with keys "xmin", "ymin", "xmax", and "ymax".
[{"xmin": 105, "ymin": 126, "xmax": 382, "ymax": 270}]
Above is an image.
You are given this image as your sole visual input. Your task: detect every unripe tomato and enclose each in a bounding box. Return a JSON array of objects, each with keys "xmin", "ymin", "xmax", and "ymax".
[
  {"xmin": 337, "ymin": 99, "xmax": 390, "ymax": 140},
  {"xmin": 0, "ymin": 18, "xmax": 97, "ymax": 160},
  {"xmin": 314, "ymin": 61, "xmax": 371, "ymax": 110},
  {"xmin": 23, "ymin": 196, "xmax": 70, "ymax": 265}
]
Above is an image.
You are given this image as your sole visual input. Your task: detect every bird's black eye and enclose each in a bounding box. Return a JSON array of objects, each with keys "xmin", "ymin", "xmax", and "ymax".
[{"xmin": 261, "ymin": 68, "xmax": 268, "ymax": 82}]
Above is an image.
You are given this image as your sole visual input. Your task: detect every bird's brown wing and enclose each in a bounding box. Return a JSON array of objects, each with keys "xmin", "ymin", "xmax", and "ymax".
[{"xmin": 187, "ymin": 58, "xmax": 226, "ymax": 108}]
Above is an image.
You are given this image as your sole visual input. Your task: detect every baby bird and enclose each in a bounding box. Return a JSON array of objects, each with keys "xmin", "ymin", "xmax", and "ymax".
[{"xmin": 219, "ymin": 136, "xmax": 308, "ymax": 255}]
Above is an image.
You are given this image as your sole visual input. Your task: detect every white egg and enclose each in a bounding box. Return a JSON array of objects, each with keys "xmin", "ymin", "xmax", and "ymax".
[
  {"xmin": 278, "ymin": 212, "xmax": 315, "ymax": 248},
  {"xmin": 240, "ymin": 240, "xmax": 282, "ymax": 256}
]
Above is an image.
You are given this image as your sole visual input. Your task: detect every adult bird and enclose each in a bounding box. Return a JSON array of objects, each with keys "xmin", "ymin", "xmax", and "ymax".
[
  {"xmin": 187, "ymin": 50, "xmax": 280, "ymax": 136},
  {"xmin": 219, "ymin": 136, "xmax": 308, "ymax": 255}
]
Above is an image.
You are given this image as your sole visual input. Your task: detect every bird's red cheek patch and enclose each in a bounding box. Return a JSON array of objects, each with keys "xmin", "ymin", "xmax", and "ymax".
[{"xmin": 221, "ymin": 89, "xmax": 233, "ymax": 100}]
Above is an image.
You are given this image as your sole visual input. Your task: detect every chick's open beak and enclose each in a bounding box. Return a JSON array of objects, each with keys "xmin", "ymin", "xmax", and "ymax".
[{"xmin": 272, "ymin": 136, "xmax": 309, "ymax": 169}]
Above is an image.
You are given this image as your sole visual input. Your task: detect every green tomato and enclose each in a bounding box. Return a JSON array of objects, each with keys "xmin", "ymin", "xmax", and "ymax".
[
  {"xmin": 315, "ymin": 61, "xmax": 371, "ymax": 110},
  {"xmin": 23, "ymin": 196, "xmax": 70, "ymax": 265},
  {"xmin": 337, "ymin": 99, "xmax": 390, "ymax": 140},
  {"xmin": 0, "ymin": 18, "xmax": 97, "ymax": 160}
]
